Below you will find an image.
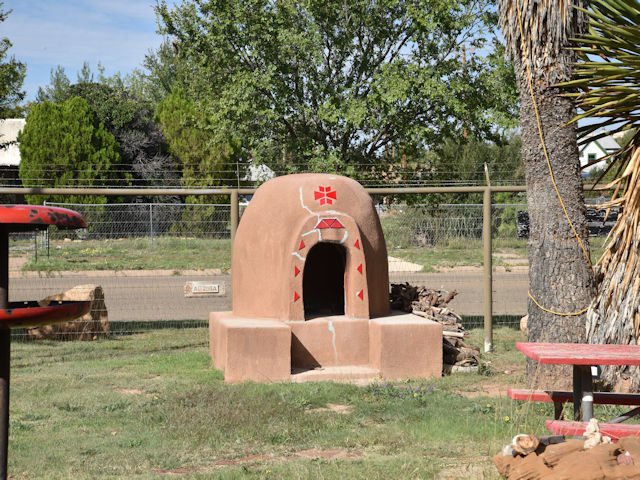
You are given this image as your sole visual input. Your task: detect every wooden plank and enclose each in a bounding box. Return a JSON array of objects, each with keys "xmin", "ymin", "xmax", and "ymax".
[
  {"xmin": 508, "ymin": 389, "xmax": 640, "ymax": 405},
  {"xmin": 516, "ymin": 342, "xmax": 640, "ymax": 366},
  {"xmin": 546, "ymin": 420, "xmax": 640, "ymax": 439}
]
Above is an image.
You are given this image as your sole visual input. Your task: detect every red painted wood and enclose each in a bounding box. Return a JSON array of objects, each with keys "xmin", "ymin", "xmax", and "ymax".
[
  {"xmin": 546, "ymin": 420, "xmax": 640, "ymax": 440},
  {"xmin": 0, "ymin": 301, "xmax": 91, "ymax": 329},
  {"xmin": 508, "ymin": 389, "xmax": 640, "ymax": 405},
  {"xmin": 516, "ymin": 342, "xmax": 640, "ymax": 366},
  {"xmin": 0, "ymin": 205, "xmax": 86, "ymax": 229}
]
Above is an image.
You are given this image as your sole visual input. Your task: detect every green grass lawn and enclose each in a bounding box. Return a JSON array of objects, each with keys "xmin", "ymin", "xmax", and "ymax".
[
  {"xmin": 19, "ymin": 237, "xmax": 232, "ymax": 273},
  {"xmin": 389, "ymin": 237, "xmax": 607, "ymax": 272},
  {"xmin": 5, "ymin": 326, "xmax": 569, "ymax": 479},
  {"xmin": 13, "ymin": 235, "xmax": 607, "ymax": 274}
]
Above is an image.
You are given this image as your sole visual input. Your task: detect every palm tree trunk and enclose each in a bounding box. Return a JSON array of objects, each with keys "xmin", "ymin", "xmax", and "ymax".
[
  {"xmin": 586, "ymin": 147, "xmax": 640, "ymax": 391},
  {"xmin": 518, "ymin": 73, "xmax": 595, "ymax": 389}
]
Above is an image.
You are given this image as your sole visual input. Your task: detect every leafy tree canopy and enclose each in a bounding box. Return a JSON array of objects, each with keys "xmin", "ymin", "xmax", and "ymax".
[
  {"xmin": 18, "ymin": 97, "xmax": 125, "ymax": 204},
  {"xmin": 0, "ymin": 3, "xmax": 26, "ymax": 119},
  {"xmin": 156, "ymin": 0, "xmax": 518, "ymax": 177},
  {"xmin": 135, "ymin": 40, "xmax": 193, "ymax": 106},
  {"xmin": 36, "ymin": 65, "xmax": 179, "ymax": 188},
  {"xmin": 156, "ymin": 87, "xmax": 243, "ymax": 196}
]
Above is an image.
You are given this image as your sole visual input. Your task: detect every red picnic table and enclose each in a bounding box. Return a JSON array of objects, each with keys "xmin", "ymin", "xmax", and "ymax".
[
  {"xmin": 0, "ymin": 205, "xmax": 90, "ymax": 480},
  {"xmin": 516, "ymin": 342, "xmax": 640, "ymax": 423}
]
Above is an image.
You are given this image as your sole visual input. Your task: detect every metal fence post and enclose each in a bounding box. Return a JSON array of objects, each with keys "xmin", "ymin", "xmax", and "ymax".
[
  {"xmin": 230, "ymin": 190, "xmax": 239, "ymax": 257},
  {"xmin": 483, "ymin": 186, "xmax": 493, "ymax": 353},
  {"xmin": 149, "ymin": 204, "xmax": 154, "ymax": 246}
]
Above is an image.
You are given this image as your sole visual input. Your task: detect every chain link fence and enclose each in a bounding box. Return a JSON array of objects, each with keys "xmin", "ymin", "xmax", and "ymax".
[
  {"xmin": 43, "ymin": 202, "xmax": 233, "ymax": 241},
  {"xmin": 3, "ymin": 198, "xmax": 534, "ymax": 340}
]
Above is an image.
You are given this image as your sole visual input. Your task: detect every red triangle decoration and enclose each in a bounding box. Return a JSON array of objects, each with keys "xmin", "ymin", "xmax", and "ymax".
[
  {"xmin": 326, "ymin": 190, "xmax": 337, "ymax": 200},
  {"xmin": 294, "ymin": 266, "xmax": 300, "ymax": 277},
  {"xmin": 298, "ymin": 239, "xmax": 305, "ymax": 250},
  {"xmin": 354, "ymin": 239, "xmax": 360, "ymax": 249},
  {"xmin": 294, "ymin": 292, "xmax": 300, "ymax": 302},
  {"xmin": 315, "ymin": 218, "xmax": 345, "ymax": 229},
  {"xmin": 357, "ymin": 264, "xmax": 362, "ymax": 274},
  {"xmin": 356, "ymin": 290, "xmax": 364, "ymax": 300}
]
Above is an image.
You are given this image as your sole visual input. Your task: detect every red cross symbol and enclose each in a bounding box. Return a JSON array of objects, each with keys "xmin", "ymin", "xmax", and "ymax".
[{"xmin": 314, "ymin": 186, "xmax": 337, "ymax": 205}]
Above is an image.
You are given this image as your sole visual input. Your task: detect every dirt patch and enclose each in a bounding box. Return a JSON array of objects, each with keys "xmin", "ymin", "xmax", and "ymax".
[
  {"xmin": 457, "ymin": 382, "xmax": 509, "ymax": 398},
  {"xmin": 294, "ymin": 449, "xmax": 361, "ymax": 460},
  {"xmin": 151, "ymin": 467, "xmax": 197, "ymax": 475},
  {"xmin": 9, "ymin": 255, "xmax": 28, "ymax": 271},
  {"xmin": 307, "ymin": 403, "xmax": 353, "ymax": 414},
  {"xmin": 151, "ymin": 449, "xmax": 361, "ymax": 475},
  {"xmin": 212, "ymin": 454, "xmax": 272, "ymax": 466},
  {"xmin": 118, "ymin": 388, "xmax": 144, "ymax": 395},
  {"xmin": 455, "ymin": 365, "xmax": 526, "ymax": 398}
]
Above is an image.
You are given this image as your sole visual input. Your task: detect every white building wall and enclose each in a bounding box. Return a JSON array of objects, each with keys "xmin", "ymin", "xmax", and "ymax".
[{"xmin": 0, "ymin": 119, "xmax": 26, "ymax": 167}]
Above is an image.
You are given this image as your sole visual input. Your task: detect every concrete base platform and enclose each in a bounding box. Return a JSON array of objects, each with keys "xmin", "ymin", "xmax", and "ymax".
[
  {"xmin": 290, "ymin": 365, "xmax": 380, "ymax": 383},
  {"xmin": 210, "ymin": 311, "xmax": 442, "ymax": 383}
]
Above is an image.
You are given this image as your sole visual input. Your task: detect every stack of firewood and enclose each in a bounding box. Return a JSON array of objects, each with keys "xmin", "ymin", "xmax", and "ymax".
[{"xmin": 390, "ymin": 283, "xmax": 480, "ymax": 371}]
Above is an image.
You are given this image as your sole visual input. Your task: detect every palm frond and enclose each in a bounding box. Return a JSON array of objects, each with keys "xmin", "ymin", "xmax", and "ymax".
[{"xmin": 563, "ymin": 0, "xmax": 640, "ymax": 139}]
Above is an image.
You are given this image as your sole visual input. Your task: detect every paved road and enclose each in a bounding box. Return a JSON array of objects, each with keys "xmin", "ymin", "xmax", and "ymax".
[{"xmin": 7, "ymin": 269, "xmax": 528, "ymax": 323}]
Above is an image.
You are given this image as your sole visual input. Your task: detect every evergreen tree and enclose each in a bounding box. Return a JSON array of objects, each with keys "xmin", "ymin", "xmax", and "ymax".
[{"xmin": 18, "ymin": 97, "xmax": 126, "ymax": 204}]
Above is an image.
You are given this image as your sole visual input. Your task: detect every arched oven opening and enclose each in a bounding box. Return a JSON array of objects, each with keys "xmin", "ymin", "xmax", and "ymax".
[{"xmin": 303, "ymin": 242, "xmax": 346, "ymax": 319}]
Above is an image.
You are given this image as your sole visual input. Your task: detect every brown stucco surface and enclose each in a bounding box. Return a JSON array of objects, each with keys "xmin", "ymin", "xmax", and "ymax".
[
  {"xmin": 210, "ymin": 174, "xmax": 442, "ymax": 383},
  {"xmin": 289, "ymin": 317, "xmax": 369, "ymax": 368},
  {"xmin": 232, "ymin": 173, "xmax": 389, "ymax": 320},
  {"xmin": 369, "ymin": 314, "xmax": 443, "ymax": 379},
  {"xmin": 210, "ymin": 312, "xmax": 291, "ymax": 383}
]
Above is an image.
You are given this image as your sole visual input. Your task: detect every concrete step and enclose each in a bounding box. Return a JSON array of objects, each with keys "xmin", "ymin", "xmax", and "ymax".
[{"xmin": 290, "ymin": 365, "xmax": 380, "ymax": 384}]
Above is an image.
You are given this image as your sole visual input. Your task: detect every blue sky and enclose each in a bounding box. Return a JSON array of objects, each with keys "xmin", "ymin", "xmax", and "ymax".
[{"xmin": 4, "ymin": 0, "xmax": 172, "ymax": 101}]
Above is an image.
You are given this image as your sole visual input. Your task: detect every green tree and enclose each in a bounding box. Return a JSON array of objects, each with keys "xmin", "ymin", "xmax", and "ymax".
[
  {"xmin": 35, "ymin": 66, "xmax": 71, "ymax": 104},
  {"xmin": 498, "ymin": 0, "xmax": 594, "ymax": 386},
  {"xmin": 0, "ymin": 3, "xmax": 26, "ymax": 119},
  {"xmin": 18, "ymin": 97, "xmax": 125, "ymax": 204},
  {"xmin": 137, "ymin": 40, "xmax": 192, "ymax": 105},
  {"xmin": 156, "ymin": 88, "xmax": 242, "ymax": 191},
  {"xmin": 64, "ymin": 82, "xmax": 179, "ymax": 187},
  {"xmin": 157, "ymin": 0, "xmax": 517, "ymax": 176},
  {"xmin": 37, "ymin": 66, "xmax": 180, "ymax": 190},
  {"xmin": 156, "ymin": 88, "xmax": 243, "ymax": 233}
]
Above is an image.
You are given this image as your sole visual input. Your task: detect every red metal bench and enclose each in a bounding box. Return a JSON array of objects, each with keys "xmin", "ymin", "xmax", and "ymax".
[
  {"xmin": 508, "ymin": 389, "xmax": 640, "ymax": 405},
  {"xmin": 546, "ymin": 420, "xmax": 640, "ymax": 440},
  {"xmin": 508, "ymin": 389, "xmax": 640, "ymax": 419}
]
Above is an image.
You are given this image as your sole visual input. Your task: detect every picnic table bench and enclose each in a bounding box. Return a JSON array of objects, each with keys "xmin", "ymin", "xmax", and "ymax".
[
  {"xmin": 513, "ymin": 342, "xmax": 640, "ymax": 439},
  {"xmin": 508, "ymin": 388, "xmax": 640, "ymax": 420}
]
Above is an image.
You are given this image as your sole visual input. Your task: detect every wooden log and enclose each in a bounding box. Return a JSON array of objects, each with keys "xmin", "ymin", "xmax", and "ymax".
[{"xmin": 443, "ymin": 331, "xmax": 465, "ymax": 338}]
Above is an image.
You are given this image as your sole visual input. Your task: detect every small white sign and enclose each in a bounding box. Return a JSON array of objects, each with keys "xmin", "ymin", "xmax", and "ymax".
[
  {"xmin": 184, "ymin": 281, "xmax": 225, "ymax": 297},
  {"xmin": 193, "ymin": 283, "xmax": 219, "ymax": 293}
]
